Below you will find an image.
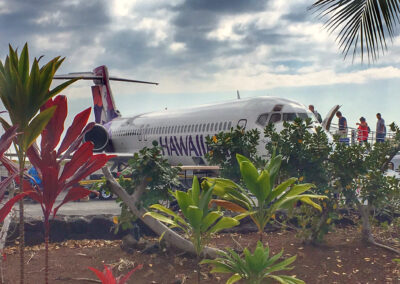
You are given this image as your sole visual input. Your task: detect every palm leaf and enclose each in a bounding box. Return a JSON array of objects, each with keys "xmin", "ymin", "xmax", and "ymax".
[{"xmin": 311, "ymin": 0, "xmax": 400, "ymax": 61}]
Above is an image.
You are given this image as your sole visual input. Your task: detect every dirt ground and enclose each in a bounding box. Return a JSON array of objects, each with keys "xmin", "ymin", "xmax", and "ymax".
[{"xmin": 1, "ymin": 226, "xmax": 399, "ymax": 284}]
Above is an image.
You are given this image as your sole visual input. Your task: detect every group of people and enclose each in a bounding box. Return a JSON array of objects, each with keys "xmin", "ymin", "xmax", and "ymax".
[
  {"xmin": 335, "ymin": 111, "xmax": 386, "ymax": 144},
  {"xmin": 308, "ymin": 105, "xmax": 386, "ymax": 144}
]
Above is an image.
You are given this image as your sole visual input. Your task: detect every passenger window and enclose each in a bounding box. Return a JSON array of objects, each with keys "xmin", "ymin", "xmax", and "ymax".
[
  {"xmin": 183, "ymin": 125, "xmax": 187, "ymax": 133},
  {"xmin": 269, "ymin": 113, "xmax": 281, "ymax": 123},
  {"xmin": 195, "ymin": 124, "xmax": 198, "ymax": 132},
  {"xmin": 202, "ymin": 124, "xmax": 206, "ymax": 132},
  {"xmin": 210, "ymin": 123, "xmax": 214, "ymax": 132},
  {"xmin": 219, "ymin": 122, "xmax": 223, "ymax": 131},
  {"xmin": 283, "ymin": 113, "xmax": 296, "ymax": 121},
  {"xmin": 228, "ymin": 121, "xmax": 232, "ymax": 129},
  {"xmin": 223, "ymin": 122, "xmax": 227, "ymax": 130},
  {"xmin": 206, "ymin": 123, "xmax": 210, "ymax": 132}
]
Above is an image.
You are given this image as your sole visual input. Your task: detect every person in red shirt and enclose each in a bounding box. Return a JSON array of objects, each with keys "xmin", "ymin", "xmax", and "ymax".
[{"xmin": 356, "ymin": 117, "xmax": 369, "ymax": 144}]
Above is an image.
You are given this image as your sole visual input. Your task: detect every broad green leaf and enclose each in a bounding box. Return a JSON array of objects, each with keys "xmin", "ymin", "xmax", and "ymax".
[
  {"xmin": 142, "ymin": 212, "xmax": 178, "ymax": 227},
  {"xmin": 255, "ymin": 170, "xmax": 270, "ymax": 202},
  {"xmin": 191, "ymin": 176, "xmax": 200, "ymax": 205},
  {"xmin": 208, "ymin": 217, "xmax": 239, "ymax": 234},
  {"xmin": 149, "ymin": 204, "xmax": 188, "ymax": 226},
  {"xmin": 199, "ymin": 185, "xmax": 214, "ymax": 213},
  {"xmin": 22, "ymin": 106, "xmax": 56, "ymax": 150},
  {"xmin": 175, "ymin": 190, "xmax": 193, "ymax": 217},
  {"xmin": 226, "ymin": 273, "xmax": 242, "ymax": 284},
  {"xmin": 285, "ymin": 183, "xmax": 315, "ymax": 198},
  {"xmin": 201, "ymin": 211, "xmax": 222, "ymax": 232},
  {"xmin": 299, "ymin": 196, "xmax": 323, "ymax": 212},
  {"xmin": 267, "ymin": 154, "xmax": 282, "ymax": 186},
  {"xmin": 240, "ymin": 161, "xmax": 259, "ymax": 197},
  {"xmin": 266, "ymin": 177, "xmax": 297, "ymax": 204},
  {"xmin": 236, "ymin": 153, "xmax": 252, "ymax": 164},
  {"xmin": 186, "ymin": 205, "xmax": 203, "ymax": 231}
]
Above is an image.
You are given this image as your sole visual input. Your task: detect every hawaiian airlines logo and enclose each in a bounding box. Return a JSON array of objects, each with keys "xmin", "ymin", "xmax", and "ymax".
[{"xmin": 158, "ymin": 135, "xmax": 209, "ymax": 157}]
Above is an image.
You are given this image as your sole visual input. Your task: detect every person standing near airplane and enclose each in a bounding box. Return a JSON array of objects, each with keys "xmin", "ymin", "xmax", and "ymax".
[
  {"xmin": 308, "ymin": 105, "xmax": 322, "ymax": 123},
  {"xmin": 376, "ymin": 113, "xmax": 386, "ymax": 143},
  {"xmin": 336, "ymin": 111, "xmax": 348, "ymax": 139},
  {"xmin": 356, "ymin": 117, "xmax": 369, "ymax": 144}
]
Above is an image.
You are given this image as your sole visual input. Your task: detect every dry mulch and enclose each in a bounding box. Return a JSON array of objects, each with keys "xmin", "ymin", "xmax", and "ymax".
[{"xmin": 0, "ymin": 226, "xmax": 399, "ymax": 283}]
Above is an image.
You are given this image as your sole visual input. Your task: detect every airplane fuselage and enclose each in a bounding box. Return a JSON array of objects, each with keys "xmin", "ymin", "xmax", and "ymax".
[{"xmin": 106, "ymin": 96, "xmax": 326, "ymax": 166}]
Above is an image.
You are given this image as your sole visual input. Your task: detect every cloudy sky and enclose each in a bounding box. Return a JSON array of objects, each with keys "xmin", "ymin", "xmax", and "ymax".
[{"xmin": 1, "ymin": 0, "xmax": 400, "ymax": 131}]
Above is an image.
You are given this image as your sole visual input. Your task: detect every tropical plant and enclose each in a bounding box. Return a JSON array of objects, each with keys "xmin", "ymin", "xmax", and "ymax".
[
  {"xmin": 205, "ymin": 126, "xmax": 261, "ymax": 181},
  {"xmin": 113, "ymin": 141, "xmax": 181, "ymax": 233},
  {"xmin": 89, "ymin": 264, "xmax": 143, "ymax": 284},
  {"xmin": 204, "ymin": 153, "xmax": 326, "ymax": 241},
  {"xmin": 144, "ymin": 176, "xmax": 240, "ymax": 258},
  {"xmin": 0, "ymin": 43, "xmax": 78, "ymax": 283},
  {"xmin": 120, "ymin": 141, "xmax": 181, "ymax": 208},
  {"xmin": 201, "ymin": 241, "xmax": 305, "ymax": 284},
  {"xmin": 311, "ymin": 0, "xmax": 400, "ymax": 61},
  {"xmin": 0, "ymin": 95, "xmax": 114, "ymax": 284}
]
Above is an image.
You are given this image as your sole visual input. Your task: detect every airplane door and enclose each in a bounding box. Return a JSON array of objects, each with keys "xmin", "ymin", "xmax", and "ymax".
[{"xmin": 237, "ymin": 119, "xmax": 247, "ymax": 129}]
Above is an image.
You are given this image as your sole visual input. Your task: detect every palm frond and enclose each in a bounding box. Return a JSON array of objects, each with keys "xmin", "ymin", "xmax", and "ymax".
[{"xmin": 311, "ymin": 0, "xmax": 400, "ymax": 62}]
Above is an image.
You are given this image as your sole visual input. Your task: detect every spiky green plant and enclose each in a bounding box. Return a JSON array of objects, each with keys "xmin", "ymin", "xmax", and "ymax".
[{"xmin": 201, "ymin": 241, "xmax": 305, "ymax": 284}]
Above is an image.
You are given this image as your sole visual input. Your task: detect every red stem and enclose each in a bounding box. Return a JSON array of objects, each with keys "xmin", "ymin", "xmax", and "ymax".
[{"xmin": 44, "ymin": 217, "xmax": 49, "ymax": 284}]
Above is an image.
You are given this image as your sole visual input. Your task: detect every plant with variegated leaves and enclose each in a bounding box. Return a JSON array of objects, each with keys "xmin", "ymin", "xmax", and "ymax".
[
  {"xmin": 0, "ymin": 95, "xmax": 114, "ymax": 284},
  {"xmin": 204, "ymin": 153, "xmax": 326, "ymax": 241},
  {"xmin": 201, "ymin": 241, "xmax": 304, "ymax": 284}
]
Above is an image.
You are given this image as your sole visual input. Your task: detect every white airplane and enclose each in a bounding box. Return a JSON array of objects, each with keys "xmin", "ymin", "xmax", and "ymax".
[{"xmin": 55, "ymin": 66, "xmax": 337, "ymax": 166}]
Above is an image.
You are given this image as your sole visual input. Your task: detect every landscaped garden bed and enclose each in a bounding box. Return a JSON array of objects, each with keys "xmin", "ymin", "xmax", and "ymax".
[{"xmin": 2, "ymin": 226, "xmax": 399, "ymax": 283}]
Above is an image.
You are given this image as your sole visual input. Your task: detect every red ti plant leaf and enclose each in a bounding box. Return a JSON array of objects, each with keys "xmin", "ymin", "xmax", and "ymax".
[
  {"xmin": 57, "ymin": 107, "xmax": 91, "ymax": 155},
  {"xmin": 24, "ymin": 95, "xmax": 114, "ymax": 284},
  {"xmin": 0, "ymin": 125, "xmax": 18, "ymax": 157},
  {"xmin": 25, "ymin": 95, "xmax": 113, "ymax": 219},
  {"xmin": 0, "ymin": 125, "xmax": 19, "ymax": 203},
  {"xmin": 40, "ymin": 95, "xmax": 67, "ymax": 152},
  {"xmin": 53, "ymin": 187, "xmax": 92, "ymax": 217},
  {"xmin": 88, "ymin": 264, "xmax": 143, "ymax": 284},
  {"xmin": 0, "ymin": 192, "xmax": 32, "ymax": 222},
  {"xmin": 59, "ymin": 142, "xmax": 94, "ymax": 183}
]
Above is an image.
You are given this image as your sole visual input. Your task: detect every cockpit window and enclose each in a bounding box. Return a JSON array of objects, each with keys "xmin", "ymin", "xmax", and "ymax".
[
  {"xmin": 297, "ymin": 112, "xmax": 318, "ymax": 122},
  {"xmin": 256, "ymin": 113, "xmax": 269, "ymax": 126},
  {"xmin": 283, "ymin": 113, "xmax": 296, "ymax": 121},
  {"xmin": 269, "ymin": 113, "xmax": 281, "ymax": 123},
  {"xmin": 297, "ymin": 113, "xmax": 308, "ymax": 120}
]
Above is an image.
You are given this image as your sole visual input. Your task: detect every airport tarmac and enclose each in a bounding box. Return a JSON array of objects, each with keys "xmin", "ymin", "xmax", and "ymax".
[{"xmin": 8, "ymin": 191, "xmax": 121, "ymax": 219}]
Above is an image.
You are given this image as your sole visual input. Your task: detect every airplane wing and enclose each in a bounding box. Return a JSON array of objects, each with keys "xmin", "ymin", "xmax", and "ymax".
[{"xmin": 322, "ymin": 105, "xmax": 340, "ymax": 131}]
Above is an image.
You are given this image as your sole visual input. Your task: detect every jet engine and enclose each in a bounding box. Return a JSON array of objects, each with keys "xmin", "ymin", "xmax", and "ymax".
[{"xmin": 84, "ymin": 124, "xmax": 109, "ymax": 152}]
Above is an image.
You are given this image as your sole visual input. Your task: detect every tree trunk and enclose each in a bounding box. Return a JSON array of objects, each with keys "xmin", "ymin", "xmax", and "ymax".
[
  {"xmin": 102, "ymin": 167, "xmax": 221, "ymax": 258},
  {"xmin": 356, "ymin": 201, "xmax": 400, "ymax": 254},
  {"xmin": 18, "ymin": 167, "xmax": 24, "ymax": 284}
]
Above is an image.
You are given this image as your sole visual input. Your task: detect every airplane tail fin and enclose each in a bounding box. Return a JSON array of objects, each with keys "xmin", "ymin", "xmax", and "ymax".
[
  {"xmin": 91, "ymin": 66, "xmax": 120, "ymax": 124},
  {"xmin": 53, "ymin": 65, "xmax": 158, "ymax": 125}
]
